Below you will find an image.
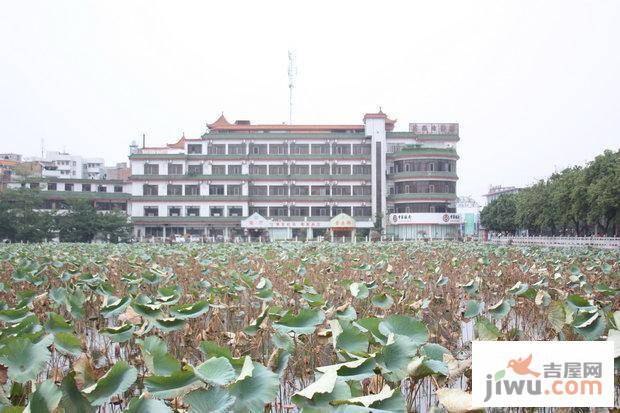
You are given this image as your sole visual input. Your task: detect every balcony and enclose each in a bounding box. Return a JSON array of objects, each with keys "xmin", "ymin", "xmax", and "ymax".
[
  {"xmin": 388, "ymin": 193, "xmax": 457, "ymax": 202},
  {"xmin": 387, "ymin": 171, "xmax": 458, "ymax": 181}
]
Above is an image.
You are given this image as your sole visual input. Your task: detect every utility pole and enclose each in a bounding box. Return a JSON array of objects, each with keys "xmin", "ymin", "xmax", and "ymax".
[{"xmin": 288, "ymin": 50, "xmax": 297, "ymax": 125}]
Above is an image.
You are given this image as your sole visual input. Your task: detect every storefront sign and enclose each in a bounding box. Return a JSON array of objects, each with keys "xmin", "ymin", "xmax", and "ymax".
[{"xmin": 388, "ymin": 212, "xmax": 463, "ymax": 225}]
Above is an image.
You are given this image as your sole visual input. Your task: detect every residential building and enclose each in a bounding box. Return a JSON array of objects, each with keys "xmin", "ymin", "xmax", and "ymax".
[
  {"xmin": 456, "ymin": 196, "xmax": 481, "ymax": 237},
  {"xmin": 483, "ymin": 185, "xmax": 521, "ymax": 205},
  {"xmin": 106, "ymin": 162, "xmax": 131, "ymax": 181},
  {"xmin": 25, "ymin": 151, "xmax": 106, "ymax": 179},
  {"xmin": 129, "ymin": 112, "xmax": 460, "ymax": 240}
]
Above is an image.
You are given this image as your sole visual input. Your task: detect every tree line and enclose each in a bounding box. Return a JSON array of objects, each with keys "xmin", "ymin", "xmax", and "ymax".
[
  {"xmin": 0, "ymin": 189, "xmax": 132, "ymax": 242},
  {"xmin": 481, "ymin": 149, "xmax": 619, "ymax": 236}
]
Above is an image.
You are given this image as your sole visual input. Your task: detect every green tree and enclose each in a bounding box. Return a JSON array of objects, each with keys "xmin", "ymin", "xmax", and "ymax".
[
  {"xmin": 480, "ymin": 193, "xmax": 518, "ymax": 233},
  {"xmin": 0, "ymin": 189, "xmax": 56, "ymax": 242}
]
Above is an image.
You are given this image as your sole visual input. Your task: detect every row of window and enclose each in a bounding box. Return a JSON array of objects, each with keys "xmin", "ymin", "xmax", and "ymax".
[
  {"xmin": 142, "ymin": 205, "xmax": 372, "ymax": 218},
  {"xmin": 187, "ymin": 143, "xmax": 372, "ymax": 155},
  {"xmin": 391, "ymin": 160, "xmax": 456, "ymax": 173},
  {"xmin": 143, "ymin": 163, "xmax": 372, "ymax": 176},
  {"xmin": 390, "ymin": 203, "xmax": 456, "ymax": 213},
  {"xmin": 40, "ymin": 200, "xmax": 127, "ymax": 211},
  {"xmin": 142, "ymin": 184, "xmax": 372, "ymax": 197},
  {"xmin": 391, "ymin": 181, "xmax": 456, "ymax": 194},
  {"xmin": 22, "ymin": 182, "xmax": 125, "ymax": 193}
]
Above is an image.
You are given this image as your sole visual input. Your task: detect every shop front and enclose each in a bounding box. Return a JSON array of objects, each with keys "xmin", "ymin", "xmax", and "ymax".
[{"xmin": 330, "ymin": 213, "xmax": 357, "ymax": 242}]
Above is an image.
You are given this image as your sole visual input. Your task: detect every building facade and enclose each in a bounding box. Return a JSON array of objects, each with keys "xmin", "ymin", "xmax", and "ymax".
[
  {"xmin": 25, "ymin": 151, "xmax": 106, "ymax": 179},
  {"xmin": 483, "ymin": 185, "xmax": 521, "ymax": 205},
  {"xmin": 129, "ymin": 112, "xmax": 461, "ymax": 240}
]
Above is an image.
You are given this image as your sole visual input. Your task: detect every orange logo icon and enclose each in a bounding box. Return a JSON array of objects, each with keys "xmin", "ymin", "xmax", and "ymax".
[{"xmin": 507, "ymin": 354, "xmax": 541, "ymax": 377}]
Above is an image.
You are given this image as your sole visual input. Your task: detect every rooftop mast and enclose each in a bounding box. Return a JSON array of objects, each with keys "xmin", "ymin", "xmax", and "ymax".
[{"xmin": 288, "ymin": 50, "xmax": 297, "ymax": 125}]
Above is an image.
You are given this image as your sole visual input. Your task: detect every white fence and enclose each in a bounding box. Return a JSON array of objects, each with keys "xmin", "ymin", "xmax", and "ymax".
[{"xmin": 489, "ymin": 236, "xmax": 620, "ymax": 250}]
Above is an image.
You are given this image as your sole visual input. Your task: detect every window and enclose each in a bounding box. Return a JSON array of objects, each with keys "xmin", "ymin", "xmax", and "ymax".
[
  {"xmin": 209, "ymin": 185, "xmax": 224, "ymax": 195},
  {"xmin": 352, "ymin": 164, "xmax": 371, "ymax": 175},
  {"xmin": 210, "ymin": 207, "xmax": 224, "ymax": 216},
  {"xmin": 269, "ymin": 144, "xmax": 287, "ymax": 155},
  {"xmin": 168, "ymin": 164, "xmax": 183, "ymax": 175},
  {"xmin": 144, "ymin": 207, "xmax": 159, "ymax": 216},
  {"xmin": 311, "ymin": 207, "xmax": 329, "ymax": 216},
  {"xmin": 290, "ymin": 164, "xmax": 309, "ymax": 175},
  {"xmin": 143, "ymin": 184, "xmax": 158, "ymax": 196},
  {"xmin": 211, "ymin": 165, "xmax": 226, "ymax": 175},
  {"xmin": 114, "ymin": 185, "xmax": 123, "ymax": 193},
  {"xmin": 227, "ymin": 185, "xmax": 242, "ymax": 196},
  {"xmin": 404, "ymin": 185, "xmax": 410, "ymax": 193},
  {"xmin": 428, "ymin": 163, "xmax": 435, "ymax": 172},
  {"xmin": 168, "ymin": 206, "xmax": 181, "ymax": 217},
  {"xmin": 428, "ymin": 184, "xmax": 435, "ymax": 193},
  {"xmin": 311, "ymin": 144, "xmax": 329, "ymax": 155},
  {"xmin": 208, "ymin": 145, "xmax": 226, "ymax": 155},
  {"xmin": 228, "ymin": 144, "xmax": 245, "ymax": 155},
  {"xmin": 167, "ymin": 184, "xmax": 183, "ymax": 196},
  {"xmin": 332, "ymin": 164, "xmax": 351, "ymax": 175},
  {"xmin": 249, "ymin": 206, "xmax": 268, "ymax": 216},
  {"xmin": 187, "ymin": 164, "xmax": 203, "ymax": 175},
  {"xmin": 228, "ymin": 165, "xmax": 242, "ymax": 175},
  {"xmin": 228, "ymin": 207, "xmax": 243, "ymax": 217},
  {"xmin": 353, "ymin": 206, "xmax": 372, "ymax": 217},
  {"xmin": 186, "ymin": 207, "xmax": 200, "ymax": 216},
  {"xmin": 353, "ymin": 185, "xmax": 371, "ymax": 196},
  {"xmin": 249, "ymin": 185, "xmax": 268, "ymax": 196},
  {"xmin": 311, "ymin": 186, "xmax": 330, "ymax": 196},
  {"xmin": 290, "ymin": 185, "xmax": 309, "ymax": 196},
  {"xmin": 188, "ymin": 144, "xmax": 202, "ymax": 154},
  {"xmin": 290, "ymin": 206, "xmax": 309, "ymax": 217},
  {"xmin": 311, "ymin": 164, "xmax": 330, "ymax": 175},
  {"xmin": 249, "ymin": 165, "xmax": 267, "ymax": 175},
  {"xmin": 98, "ymin": 185, "xmax": 107, "ymax": 192},
  {"xmin": 47, "ymin": 182, "xmax": 57, "ymax": 190},
  {"xmin": 269, "ymin": 207, "xmax": 288, "ymax": 217},
  {"xmin": 82, "ymin": 184, "xmax": 91, "ymax": 192},
  {"xmin": 269, "ymin": 164, "xmax": 287, "ymax": 175},
  {"xmin": 291, "ymin": 144, "xmax": 309, "ymax": 154},
  {"xmin": 185, "ymin": 185, "xmax": 200, "ymax": 196},
  {"xmin": 65, "ymin": 183, "xmax": 73, "ymax": 192},
  {"xmin": 269, "ymin": 186, "xmax": 288, "ymax": 196},
  {"xmin": 332, "ymin": 186, "xmax": 351, "ymax": 196},
  {"xmin": 144, "ymin": 164, "xmax": 159, "ymax": 175},
  {"xmin": 333, "ymin": 144, "xmax": 351, "ymax": 155},
  {"xmin": 352, "ymin": 144, "xmax": 371, "ymax": 155},
  {"xmin": 250, "ymin": 144, "xmax": 267, "ymax": 155}
]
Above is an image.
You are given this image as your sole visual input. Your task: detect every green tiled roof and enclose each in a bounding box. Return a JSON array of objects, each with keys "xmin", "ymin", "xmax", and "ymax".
[
  {"xmin": 388, "ymin": 193, "xmax": 457, "ymax": 201},
  {"xmin": 130, "ymin": 174, "xmax": 371, "ymax": 181},
  {"xmin": 388, "ymin": 171, "xmax": 458, "ymax": 180}
]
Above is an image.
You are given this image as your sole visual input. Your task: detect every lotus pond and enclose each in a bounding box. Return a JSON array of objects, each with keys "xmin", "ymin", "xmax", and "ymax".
[{"xmin": 0, "ymin": 242, "xmax": 618, "ymax": 412}]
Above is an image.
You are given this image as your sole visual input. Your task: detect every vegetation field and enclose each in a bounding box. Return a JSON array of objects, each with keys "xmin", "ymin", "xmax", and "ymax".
[{"xmin": 0, "ymin": 242, "xmax": 618, "ymax": 412}]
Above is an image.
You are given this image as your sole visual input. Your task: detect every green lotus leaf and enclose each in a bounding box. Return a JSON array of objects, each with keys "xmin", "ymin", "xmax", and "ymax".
[
  {"xmin": 273, "ymin": 308, "xmax": 325, "ymax": 335},
  {"xmin": 198, "ymin": 341, "xmax": 245, "ymax": 369},
  {"xmin": 243, "ymin": 307, "xmax": 269, "ymax": 336},
  {"xmin": 355, "ymin": 317, "xmax": 387, "ymax": 344},
  {"xmin": 131, "ymin": 302, "xmax": 163, "ymax": 319},
  {"xmin": 195, "ymin": 357, "xmax": 236, "ymax": 386},
  {"xmin": 335, "ymin": 305, "xmax": 358, "ymax": 321},
  {"xmin": 229, "ymin": 362, "xmax": 279, "ymax": 413},
  {"xmin": 463, "ymin": 300, "xmax": 484, "ymax": 318},
  {"xmin": 1, "ymin": 315, "xmax": 40, "ymax": 339},
  {"xmin": 183, "ymin": 387, "xmax": 235, "ymax": 413},
  {"xmin": 45, "ymin": 312, "xmax": 72, "ymax": 333},
  {"xmin": 565, "ymin": 294, "xmax": 598, "ymax": 312},
  {"xmin": 435, "ymin": 275, "xmax": 449, "ymax": 286},
  {"xmin": 376, "ymin": 335, "xmax": 419, "ymax": 380},
  {"xmin": 488, "ymin": 299, "xmax": 511, "ymax": 320},
  {"xmin": 170, "ymin": 301, "xmax": 209, "ymax": 319},
  {"xmin": 124, "ymin": 394, "xmax": 172, "ymax": 412},
  {"xmin": 65, "ymin": 289, "xmax": 86, "ymax": 320},
  {"xmin": 100, "ymin": 297, "xmax": 130, "ymax": 318},
  {"xmin": 100, "ymin": 324, "xmax": 135, "ymax": 343},
  {"xmin": 421, "ymin": 343, "xmax": 450, "ymax": 361},
  {"xmin": 144, "ymin": 366, "xmax": 201, "ymax": 399},
  {"xmin": 16, "ymin": 291, "xmax": 37, "ymax": 308},
  {"xmin": 301, "ymin": 292, "xmax": 324, "ymax": 308},
  {"xmin": 271, "ymin": 331, "xmax": 295, "ymax": 352},
  {"xmin": 153, "ymin": 317, "xmax": 186, "ymax": 332},
  {"xmin": 137, "ymin": 336, "xmax": 181, "ymax": 376},
  {"xmin": 408, "ymin": 356, "xmax": 449, "ymax": 379},
  {"xmin": 336, "ymin": 384, "xmax": 400, "ymax": 409},
  {"xmin": 294, "ymin": 368, "xmax": 338, "ymax": 401},
  {"xmin": 24, "ymin": 379, "xmax": 61, "ymax": 413},
  {"xmin": 156, "ymin": 286, "xmax": 182, "ymax": 305},
  {"xmin": 53, "ymin": 332, "xmax": 82, "ymax": 356},
  {"xmin": 0, "ymin": 307, "xmax": 33, "ymax": 324},
  {"xmin": 475, "ymin": 317, "xmax": 501, "ymax": 341},
  {"xmin": 378, "ymin": 315, "xmax": 428, "ymax": 344},
  {"xmin": 59, "ymin": 372, "xmax": 95, "ymax": 413},
  {"xmin": 82, "ymin": 361, "xmax": 138, "ymax": 406},
  {"xmin": 271, "ymin": 348, "xmax": 291, "ymax": 378},
  {"xmin": 0, "ymin": 335, "xmax": 53, "ymax": 382},
  {"xmin": 291, "ymin": 374, "xmax": 351, "ymax": 410},
  {"xmin": 349, "ymin": 282, "xmax": 369, "ymax": 299},
  {"xmin": 335, "ymin": 322, "xmax": 369, "ymax": 354},
  {"xmin": 572, "ymin": 311, "xmax": 606, "ymax": 340},
  {"xmin": 316, "ymin": 358, "xmax": 376, "ymax": 382},
  {"xmin": 371, "ymin": 293, "xmax": 394, "ymax": 309}
]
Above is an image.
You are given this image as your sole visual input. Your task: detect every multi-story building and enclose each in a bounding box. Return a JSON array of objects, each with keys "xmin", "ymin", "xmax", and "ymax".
[
  {"xmin": 483, "ymin": 185, "xmax": 521, "ymax": 205},
  {"xmin": 25, "ymin": 151, "xmax": 106, "ymax": 179},
  {"xmin": 129, "ymin": 112, "xmax": 461, "ymax": 240}
]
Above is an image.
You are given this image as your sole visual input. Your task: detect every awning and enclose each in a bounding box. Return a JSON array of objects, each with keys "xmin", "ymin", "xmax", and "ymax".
[{"xmin": 330, "ymin": 213, "xmax": 356, "ymax": 230}]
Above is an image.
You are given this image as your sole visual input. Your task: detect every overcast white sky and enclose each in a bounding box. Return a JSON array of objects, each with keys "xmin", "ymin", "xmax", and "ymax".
[{"xmin": 1, "ymin": 1, "xmax": 618, "ymax": 202}]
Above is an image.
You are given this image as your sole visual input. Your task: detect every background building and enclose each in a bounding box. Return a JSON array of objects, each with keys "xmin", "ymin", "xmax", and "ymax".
[
  {"xmin": 25, "ymin": 151, "xmax": 106, "ymax": 179},
  {"xmin": 129, "ymin": 112, "xmax": 460, "ymax": 241},
  {"xmin": 483, "ymin": 185, "xmax": 521, "ymax": 205},
  {"xmin": 456, "ymin": 196, "xmax": 481, "ymax": 237}
]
